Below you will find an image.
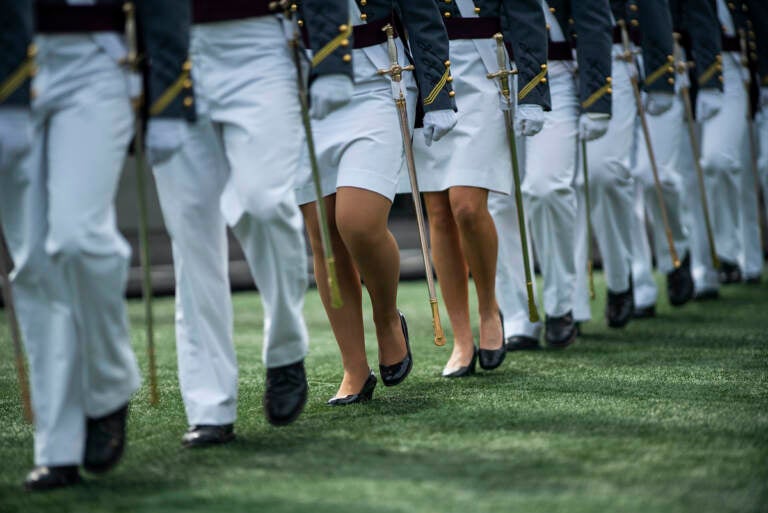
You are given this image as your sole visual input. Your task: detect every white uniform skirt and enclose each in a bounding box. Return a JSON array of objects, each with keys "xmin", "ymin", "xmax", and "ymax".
[
  {"xmin": 294, "ymin": 44, "xmax": 418, "ymax": 205},
  {"xmin": 405, "ymin": 39, "xmax": 512, "ymax": 195}
]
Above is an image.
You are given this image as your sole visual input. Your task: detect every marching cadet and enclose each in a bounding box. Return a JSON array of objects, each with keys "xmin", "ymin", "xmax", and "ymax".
[
  {"xmin": 749, "ymin": 0, "xmax": 768, "ymax": 232},
  {"xmin": 296, "ymin": 0, "xmax": 456, "ymax": 404},
  {"xmin": 573, "ymin": 0, "xmax": 676, "ymax": 329},
  {"xmin": 694, "ymin": 0, "xmax": 763, "ymax": 284},
  {"xmin": 408, "ymin": 0, "xmax": 549, "ymax": 375},
  {"xmin": 0, "ymin": 0, "xmax": 190, "ymax": 491},
  {"xmin": 629, "ymin": 0, "xmax": 722, "ymax": 316},
  {"xmin": 149, "ymin": 0, "xmax": 353, "ymax": 446},
  {"xmin": 492, "ymin": 0, "xmax": 612, "ymax": 350}
]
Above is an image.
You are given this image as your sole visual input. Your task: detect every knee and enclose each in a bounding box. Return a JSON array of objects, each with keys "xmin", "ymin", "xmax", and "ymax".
[
  {"xmin": 450, "ymin": 198, "xmax": 486, "ymax": 232},
  {"xmin": 46, "ymin": 220, "xmax": 127, "ymax": 263},
  {"xmin": 240, "ymin": 187, "xmax": 296, "ymax": 225},
  {"xmin": 590, "ymin": 159, "xmax": 629, "ymax": 191},
  {"xmin": 522, "ymin": 178, "xmax": 570, "ymax": 205},
  {"xmin": 426, "ymin": 200, "xmax": 455, "ymax": 233},
  {"xmin": 700, "ymin": 152, "xmax": 739, "ymax": 177}
]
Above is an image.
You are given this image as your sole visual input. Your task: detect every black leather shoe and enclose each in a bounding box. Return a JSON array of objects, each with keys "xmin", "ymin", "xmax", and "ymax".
[
  {"xmin": 718, "ymin": 260, "xmax": 742, "ymax": 284},
  {"xmin": 181, "ymin": 424, "xmax": 235, "ymax": 448},
  {"xmin": 694, "ymin": 288, "xmax": 719, "ymax": 301},
  {"xmin": 546, "ymin": 311, "xmax": 577, "ymax": 349},
  {"xmin": 479, "ymin": 312, "xmax": 506, "ymax": 370},
  {"xmin": 24, "ymin": 466, "xmax": 81, "ymax": 492},
  {"xmin": 667, "ymin": 252, "xmax": 694, "ymax": 306},
  {"xmin": 442, "ymin": 346, "xmax": 478, "ymax": 378},
  {"xmin": 745, "ymin": 275, "xmax": 761, "ymax": 285},
  {"xmin": 83, "ymin": 403, "xmax": 128, "ymax": 474},
  {"xmin": 633, "ymin": 304, "xmax": 656, "ymax": 318},
  {"xmin": 327, "ymin": 371, "xmax": 377, "ymax": 405},
  {"xmin": 264, "ymin": 360, "xmax": 308, "ymax": 426},
  {"xmin": 606, "ymin": 282, "xmax": 634, "ymax": 329},
  {"xmin": 505, "ymin": 335, "xmax": 540, "ymax": 351},
  {"xmin": 379, "ymin": 311, "xmax": 413, "ymax": 387}
]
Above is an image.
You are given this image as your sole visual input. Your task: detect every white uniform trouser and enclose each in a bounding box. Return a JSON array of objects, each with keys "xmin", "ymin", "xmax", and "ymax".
[
  {"xmin": 0, "ymin": 35, "xmax": 140, "ymax": 466},
  {"xmin": 700, "ymin": 52, "xmax": 751, "ymax": 269},
  {"xmin": 523, "ymin": 61, "xmax": 578, "ymax": 317},
  {"xmin": 680, "ymin": 121, "xmax": 720, "ymax": 293},
  {"xmin": 760, "ymin": 112, "xmax": 768, "ymax": 237},
  {"xmin": 630, "ymin": 81, "xmax": 690, "ymax": 307},
  {"xmin": 574, "ymin": 46, "xmax": 637, "ymax": 321},
  {"xmin": 152, "ymin": 18, "xmax": 309, "ymax": 426},
  {"xmin": 488, "ymin": 189, "xmax": 542, "ymax": 339}
]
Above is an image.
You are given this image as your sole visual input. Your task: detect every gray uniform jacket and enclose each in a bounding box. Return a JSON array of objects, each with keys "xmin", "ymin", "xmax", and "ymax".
[
  {"xmin": 0, "ymin": 0, "xmax": 34, "ymax": 107},
  {"xmin": 355, "ymin": 0, "xmax": 456, "ymax": 113},
  {"xmin": 612, "ymin": 0, "xmax": 676, "ymax": 95},
  {"xmin": 547, "ymin": 0, "xmax": 613, "ymax": 115},
  {"xmin": 35, "ymin": 0, "xmax": 196, "ymax": 121},
  {"xmin": 436, "ymin": 0, "xmax": 552, "ymax": 111},
  {"xmin": 300, "ymin": 0, "xmax": 354, "ymax": 83}
]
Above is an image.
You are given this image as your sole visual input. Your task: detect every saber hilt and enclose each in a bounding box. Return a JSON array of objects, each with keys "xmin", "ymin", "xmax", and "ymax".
[
  {"xmin": 487, "ymin": 33, "xmax": 518, "ymax": 101},
  {"xmin": 376, "ymin": 24, "xmax": 414, "ymax": 87}
]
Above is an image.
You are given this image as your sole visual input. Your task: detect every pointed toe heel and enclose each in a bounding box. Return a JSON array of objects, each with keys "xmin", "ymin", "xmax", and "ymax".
[
  {"xmin": 327, "ymin": 372, "xmax": 377, "ymax": 406},
  {"xmin": 379, "ymin": 311, "xmax": 413, "ymax": 387},
  {"xmin": 442, "ymin": 346, "xmax": 478, "ymax": 378}
]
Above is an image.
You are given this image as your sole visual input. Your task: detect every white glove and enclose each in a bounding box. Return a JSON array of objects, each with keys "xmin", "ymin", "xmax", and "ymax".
[
  {"xmin": 146, "ymin": 118, "xmax": 187, "ymax": 167},
  {"xmin": 579, "ymin": 113, "xmax": 610, "ymax": 142},
  {"xmin": 514, "ymin": 104, "xmax": 545, "ymax": 136},
  {"xmin": 422, "ymin": 109, "xmax": 457, "ymax": 147},
  {"xmin": 309, "ymin": 74, "xmax": 353, "ymax": 120},
  {"xmin": 0, "ymin": 107, "xmax": 32, "ymax": 170},
  {"xmin": 644, "ymin": 92, "xmax": 674, "ymax": 116},
  {"xmin": 695, "ymin": 89, "xmax": 722, "ymax": 122}
]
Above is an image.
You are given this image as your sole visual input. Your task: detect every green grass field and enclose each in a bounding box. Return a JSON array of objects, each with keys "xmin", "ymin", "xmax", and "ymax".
[{"xmin": 0, "ymin": 273, "xmax": 767, "ymax": 513}]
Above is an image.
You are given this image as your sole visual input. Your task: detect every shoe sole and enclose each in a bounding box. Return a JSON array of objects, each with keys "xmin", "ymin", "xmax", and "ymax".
[{"xmin": 181, "ymin": 433, "xmax": 236, "ymax": 449}]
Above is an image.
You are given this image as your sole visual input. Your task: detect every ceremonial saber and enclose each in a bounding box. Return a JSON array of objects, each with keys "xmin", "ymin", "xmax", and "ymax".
[
  {"xmin": 673, "ymin": 35, "xmax": 719, "ymax": 269},
  {"xmin": 125, "ymin": 2, "xmax": 158, "ymax": 406},
  {"xmin": 580, "ymin": 139, "xmax": 596, "ymax": 300},
  {"xmin": 0, "ymin": 231, "xmax": 33, "ymax": 424},
  {"xmin": 739, "ymin": 29, "xmax": 766, "ymax": 253},
  {"xmin": 618, "ymin": 20, "xmax": 681, "ymax": 269},
  {"xmin": 487, "ymin": 33, "xmax": 540, "ymax": 322},
  {"xmin": 377, "ymin": 24, "xmax": 445, "ymax": 346},
  {"xmin": 286, "ymin": 12, "xmax": 343, "ymax": 309}
]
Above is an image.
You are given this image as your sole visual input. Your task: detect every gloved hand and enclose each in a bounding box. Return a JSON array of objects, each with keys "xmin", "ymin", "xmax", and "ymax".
[
  {"xmin": 579, "ymin": 112, "xmax": 610, "ymax": 141},
  {"xmin": 423, "ymin": 109, "xmax": 457, "ymax": 147},
  {"xmin": 0, "ymin": 107, "xmax": 32, "ymax": 170},
  {"xmin": 645, "ymin": 92, "xmax": 674, "ymax": 116},
  {"xmin": 695, "ymin": 88, "xmax": 722, "ymax": 122},
  {"xmin": 309, "ymin": 74, "xmax": 353, "ymax": 120},
  {"xmin": 514, "ymin": 104, "xmax": 544, "ymax": 136},
  {"xmin": 146, "ymin": 118, "xmax": 187, "ymax": 167}
]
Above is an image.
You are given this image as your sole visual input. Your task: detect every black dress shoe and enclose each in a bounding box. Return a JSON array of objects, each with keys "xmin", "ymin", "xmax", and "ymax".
[
  {"xmin": 606, "ymin": 282, "xmax": 634, "ymax": 329},
  {"xmin": 505, "ymin": 335, "xmax": 540, "ymax": 351},
  {"xmin": 442, "ymin": 346, "xmax": 478, "ymax": 378},
  {"xmin": 181, "ymin": 424, "xmax": 235, "ymax": 448},
  {"xmin": 479, "ymin": 312, "xmax": 506, "ymax": 370},
  {"xmin": 83, "ymin": 402, "xmax": 128, "ymax": 474},
  {"xmin": 327, "ymin": 371, "xmax": 377, "ymax": 405},
  {"xmin": 546, "ymin": 311, "xmax": 577, "ymax": 349},
  {"xmin": 379, "ymin": 311, "xmax": 413, "ymax": 387},
  {"xmin": 24, "ymin": 466, "xmax": 81, "ymax": 492},
  {"xmin": 744, "ymin": 275, "xmax": 761, "ymax": 285},
  {"xmin": 264, "ymin": 360, "xmax": 308, "ymax": 426},
  {"xmin": 667, "ymin": 252, "xmax": 694, "ymax": 306},
  {"xmin": 718, "ymin": 260, "xmax": 742, "ymax": 284},
  {"xmin": 633, "ymin": 304, "xmax": 656, "ymax": 319},
  {"xmin": 694, "ymin": 288, "xmax": 719, "ymax": 301}
]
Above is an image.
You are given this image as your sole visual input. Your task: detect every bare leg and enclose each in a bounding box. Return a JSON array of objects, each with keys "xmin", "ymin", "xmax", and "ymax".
[
  {"xmin": 301, "ymin": 196, "xmax": 370, "ymax": 397},
  {"xmin": 424, "ymin": 192, "xmax": 475, "ymax": 369},
  {"xmin": 449, "ymin": 187, "xmax": 503, "ymax": 351},
  {"xmin": 335, "ymin": 187, "xmax": 406, "ymax": 366}
]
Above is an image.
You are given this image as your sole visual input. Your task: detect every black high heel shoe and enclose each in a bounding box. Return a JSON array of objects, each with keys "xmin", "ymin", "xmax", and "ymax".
[
  {"xmin": 327, "ymin": 371, "xmax": 377, "ymax": 406},
  {"xmin": 479, "ymin": 311, "xmax": 506, "ymax": 371},
  {"xmin": 441, "ymin": 346, "xmax": 478, "ymax": 378},
  {"xmin": 379, "ymin": 311, "xmax": 412, "ymax": 387}
]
